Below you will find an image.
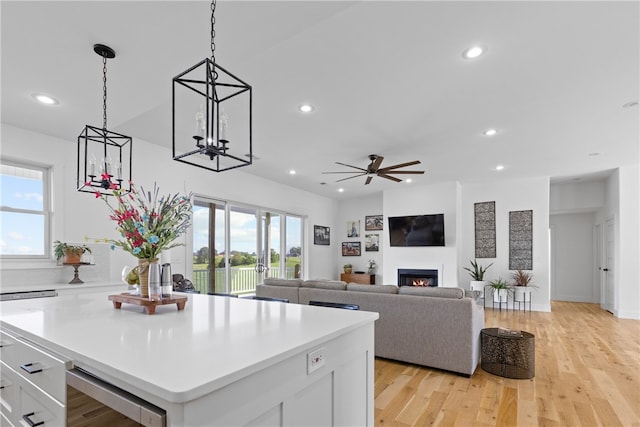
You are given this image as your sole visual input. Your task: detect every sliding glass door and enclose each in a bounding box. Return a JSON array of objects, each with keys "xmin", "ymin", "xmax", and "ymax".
[{"xmin": 192, "ymin": 197, "xmax": 304, "ymax": 295}]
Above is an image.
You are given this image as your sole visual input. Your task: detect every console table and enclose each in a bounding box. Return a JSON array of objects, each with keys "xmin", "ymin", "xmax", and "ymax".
[{"xmin": 340, "ymin": 273, "xmax": 375, "ymax": 284}]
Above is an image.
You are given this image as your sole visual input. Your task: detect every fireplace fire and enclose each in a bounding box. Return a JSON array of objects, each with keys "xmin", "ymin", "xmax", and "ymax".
[{"xmin": 398, "ymin": 268, "xmax": 439, "ymax": 287}]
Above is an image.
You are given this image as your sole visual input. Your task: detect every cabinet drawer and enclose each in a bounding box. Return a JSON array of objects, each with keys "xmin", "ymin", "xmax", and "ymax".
[
  {"xmin": 19, "ymin": 383, "xmax": 65, "ymax": 427},
  {"xmin": 1, "ymin": 362, "xmax": 18, "ymax": 422},
  {"xmin": 0, "ymin": 329, "xmax": 69, "ymax": 402}
]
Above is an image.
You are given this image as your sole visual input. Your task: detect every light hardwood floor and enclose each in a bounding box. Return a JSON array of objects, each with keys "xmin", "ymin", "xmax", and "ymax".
[{"xmin": 374, "ymin": 301, "xmax": 640, "ymax": 426}]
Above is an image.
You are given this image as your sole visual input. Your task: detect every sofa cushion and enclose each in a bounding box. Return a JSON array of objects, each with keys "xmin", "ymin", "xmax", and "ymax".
[
  {"xmin": 398, "ymin": 286, "xmax": 464, "ymax": 299},
  {"xmin": 347, "ymin": 283, "xmax": 399, "ymax": 294},
  {"xmin": 263, "ymin": 278, "xmax": 302, "ymax": 288},
  {"xmin": 302, "ymin": 280, "xmax": 347, "ymax": 290}
]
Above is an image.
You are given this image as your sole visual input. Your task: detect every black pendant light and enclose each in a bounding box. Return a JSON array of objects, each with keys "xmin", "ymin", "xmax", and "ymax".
[
  {"xmin": 172, "ymin": 0, "xmax": 252, "ymax": 172},
  {"xmin": 77, "ymin": 44, "xmax": 132, "ymax": 195}
]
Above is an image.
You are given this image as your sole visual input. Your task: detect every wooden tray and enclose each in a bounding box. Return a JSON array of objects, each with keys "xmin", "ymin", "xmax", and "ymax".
[{"xmin": 108, "ymin": 293, "xmax": 188, "ymax": 315}]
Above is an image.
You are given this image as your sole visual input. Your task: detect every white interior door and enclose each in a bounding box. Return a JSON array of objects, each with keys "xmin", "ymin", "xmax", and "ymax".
[{"xmin": 603, "ymin": 218, "xmax": 615, "ymax": 313}]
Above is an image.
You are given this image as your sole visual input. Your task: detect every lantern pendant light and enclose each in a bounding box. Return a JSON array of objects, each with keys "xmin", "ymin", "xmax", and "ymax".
[
  {"xmin": 172, "ymin": 0, "xmax": 252, "ymax": 172},
  {"xmin": 77, "ymin": 44, "xmax": 132, "ymax": 195}
]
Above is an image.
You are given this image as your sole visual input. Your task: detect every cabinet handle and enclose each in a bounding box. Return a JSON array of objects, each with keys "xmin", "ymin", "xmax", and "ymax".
[
  {"xmin": 20, "ymin": 363, "xmax": 43, "ymax": 374},
  {"xmin": 22, "ymin": 412, "xmax": 45, "ymax": 427}
]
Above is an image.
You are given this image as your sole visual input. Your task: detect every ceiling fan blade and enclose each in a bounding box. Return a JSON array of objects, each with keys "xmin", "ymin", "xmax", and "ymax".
[
  {"xmin": 378, "ymin": 173, "xmax": 402, "ymax": 183},
  {"xmin": 335, "ymin": 162, "xmax": 368, "ymax": 172},
  {"xmin": 336, "ymin": 173, "xmax": 367, "ymax": 182},
  {"xmin": 322, "ymin": 171, "xmax": 367, "ymax": 174},
  {"xmin": 370, "ymin": 156, "xmax": 384, "ymax": 171},
  {"xmin": 382, "ymin": 170, "xmax": 425, "ymax": 174},
  {"xmin": 378, "ymin": 160, "xmax": 421, "ymax": 172},
  {"xmin": 365, "ymin": 176, "xmax": 373, "ymax": 185}
]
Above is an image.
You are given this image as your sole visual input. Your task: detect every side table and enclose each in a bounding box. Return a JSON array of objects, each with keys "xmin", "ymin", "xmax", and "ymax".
[{"xmin": 481, "ymin": 327, "xmax": 535, "ymax": 379}]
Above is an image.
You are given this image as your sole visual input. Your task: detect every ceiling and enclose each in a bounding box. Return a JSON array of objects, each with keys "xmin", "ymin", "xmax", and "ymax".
[{"xmin": 2, "ymin": 1, "xmax": 638, "ymax": 200}]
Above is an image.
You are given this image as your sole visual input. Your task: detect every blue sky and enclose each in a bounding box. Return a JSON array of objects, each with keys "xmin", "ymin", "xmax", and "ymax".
[{"xmin": 0, "ymin": 174, "xmax": 45, "ymax": 255}]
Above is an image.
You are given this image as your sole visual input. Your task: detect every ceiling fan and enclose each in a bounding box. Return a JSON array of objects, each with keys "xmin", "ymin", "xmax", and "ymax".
[{"xmin": 323, "ymin": 154, "xmax": 425, "ymax": 185}]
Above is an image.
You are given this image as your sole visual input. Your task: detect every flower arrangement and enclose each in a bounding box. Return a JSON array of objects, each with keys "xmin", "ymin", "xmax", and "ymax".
[
  {"xmin": 88, "ymin": 182, "xmax": 192, "ymax": 259},
  {"xmin": 368, "ymin": 259, "xmax": 377, "ymax": 270}
]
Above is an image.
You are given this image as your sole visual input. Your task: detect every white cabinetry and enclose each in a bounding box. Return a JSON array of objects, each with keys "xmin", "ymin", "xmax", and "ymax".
[{"xmin": 0, "ymin": 328, "xmax": 70, "ymax": 426}]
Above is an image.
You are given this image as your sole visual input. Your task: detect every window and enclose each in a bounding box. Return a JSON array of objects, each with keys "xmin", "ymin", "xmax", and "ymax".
[
  {"xmin": 192, "ymin": 196, "xmax": 304, "ymax": 295},
  {"xmin": 0, "ymin": 159, "xmax": 51, "ymax": 258}
]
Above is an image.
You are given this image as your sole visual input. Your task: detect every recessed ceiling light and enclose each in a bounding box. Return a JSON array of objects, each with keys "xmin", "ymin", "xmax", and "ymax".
[
  {"xmin": 406, "ymin": 179, "xmax": 413, "ymax": 183},
  {"xmin": 495, "ymin": 165, "xmax": 505, "ymax": 171},
  {"xmin": 622, "ymin": 101, "xmax": 639, "ymax": 108},
  {"xmin": 298, "ymin": 104, "xmax": 314, "ymax": 113},
  {"xmin": 32, "ymin": 93, "xmax": 59, "ymax": 105},
  {"xmin": 462, "ymin": 45, "xmax": 486, "ymax": 59},
  {"xmin": 483, "ymin": 128, "xmax": 498, "ymax": 136},
  {"xmin": 289, "ymin": 169, "xmax": 296, "ymax": 175},
  {"xmin": 338, "ymin": 188, "xmax": 345, "ymax": 193},
  {"xmin": 588, "ymin": 152, "xmax": 601, "ymax": 157}
]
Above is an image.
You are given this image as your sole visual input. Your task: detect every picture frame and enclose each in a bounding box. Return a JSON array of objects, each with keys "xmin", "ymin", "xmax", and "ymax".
[
  {"xmin": 365, "ymin": 215, "xmax": 383, "ymax": 231},
  {"xmin": 313, "ymin": 225, "xmax": 330, "ymax": 245},
  {"xmin": 347, "ymin": 220, "xmax": 361, "ymax": 237},
  {"xmin": 365, "ymin": 234, "xmax": 379, "ymax": 252},
  {"xmin": 341, "ymin": 242, "xmax": 361, "ymax": 256}
]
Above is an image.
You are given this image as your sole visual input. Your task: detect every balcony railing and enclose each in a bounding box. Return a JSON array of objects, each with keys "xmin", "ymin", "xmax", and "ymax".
[{"xmin": 192, "ymin": 267, "xmax": 296, "ymax": 295}]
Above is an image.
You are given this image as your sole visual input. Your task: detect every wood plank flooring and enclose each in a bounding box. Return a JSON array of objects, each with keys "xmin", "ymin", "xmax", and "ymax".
[{"xmin": 374, "ymin": 301, "xmax": 640, "ymax": 426}]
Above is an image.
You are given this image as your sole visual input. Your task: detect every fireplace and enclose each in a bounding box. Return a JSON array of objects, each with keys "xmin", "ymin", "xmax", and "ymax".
[{"xmin": 398, "ymin": 268, "xmax": 439, "ymax": 287}]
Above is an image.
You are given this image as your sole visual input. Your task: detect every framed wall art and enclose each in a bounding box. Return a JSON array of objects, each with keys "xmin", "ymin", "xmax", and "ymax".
[
  {"xmin": 341, "ymin": 242, "xmax": 361, "ymax": 256},
  {"xmin": 509, "ymin": 210, "xmax": 533, "ymax": 270},
  {"xmin": 365, "ymin": 215, "xmax": 383, "ymax": 231},
  {"xmin": 474, "ymin": 201, "xmax": 496, "ymax": 258},
  {"xmin": 365, "ymin": 234, "xmax": 380, "ymax": 251},
  {"xmin": 347, "ymin": 220, "xmax": 360, "ymax": 237},
  {"xmin": 313, "ymin": 225, "xmax": 330, "ymax": 245}
]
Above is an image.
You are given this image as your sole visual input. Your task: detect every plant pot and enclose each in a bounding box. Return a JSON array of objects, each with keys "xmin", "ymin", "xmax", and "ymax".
[
  {"xmin": 470, "ymin": 280, "xmax": 487, "ymax": 292},
  {"xmin": 63, "ymin": 250, "xmax": 82, "ymax": 265},
  {"xmin": 344, "ymin": 267, "xmax": 352, "ymax": 274},
  {"xmin": 514, "ymin": 286, "xmax": 532, "ymax": 302},
  {"xmin": 138, "ymin": 258, "xmax": 159, "ymax": 297},
  {"xmin": 492, "ymin": 288, "xmax": 508, "ymax": 303}
]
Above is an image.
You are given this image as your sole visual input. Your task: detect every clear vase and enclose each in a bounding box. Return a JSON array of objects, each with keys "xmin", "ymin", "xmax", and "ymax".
[{"xmin": 137, "ymin": 258, "xmax": 159, "ymax": 297}]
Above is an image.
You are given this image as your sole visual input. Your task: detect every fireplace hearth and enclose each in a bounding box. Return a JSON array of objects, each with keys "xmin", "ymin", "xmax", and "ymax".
[{"xmin": 398, "ymin": 268, "xmax": 439, "ymax": 287}]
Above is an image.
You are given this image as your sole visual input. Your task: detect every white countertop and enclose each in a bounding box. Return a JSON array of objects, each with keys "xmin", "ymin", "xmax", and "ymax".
[{"xmin": 0, "ymin": 291, "xmax": 378, "ymax": 403}]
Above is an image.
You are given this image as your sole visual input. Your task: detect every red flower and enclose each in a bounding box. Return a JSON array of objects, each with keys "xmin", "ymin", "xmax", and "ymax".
[{"xmin": 94, "ymin": 191, "xmax": 101, "ymax": 198}]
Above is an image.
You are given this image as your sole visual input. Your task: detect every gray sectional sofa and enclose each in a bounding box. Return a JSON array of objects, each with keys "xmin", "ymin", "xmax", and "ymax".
[{"xmin": 256, "ymin": 278, "xmax": 484, "ymax": 376}]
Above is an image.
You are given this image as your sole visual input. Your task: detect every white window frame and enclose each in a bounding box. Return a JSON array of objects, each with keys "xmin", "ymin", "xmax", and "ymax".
[{"xmin": 0, "ymin": 158, "xmax": 52, "ymax": 260}]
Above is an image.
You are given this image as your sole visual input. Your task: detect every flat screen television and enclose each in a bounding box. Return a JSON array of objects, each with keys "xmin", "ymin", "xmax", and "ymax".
[{"xmin": 388, "ymin": 214, "xmax": 445, "ymax": 247}]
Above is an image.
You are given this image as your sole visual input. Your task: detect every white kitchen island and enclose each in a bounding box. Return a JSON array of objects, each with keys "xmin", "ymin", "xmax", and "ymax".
[{"xmin": 0, "ymin": 290, "xmax": 378, "ymax": 426}]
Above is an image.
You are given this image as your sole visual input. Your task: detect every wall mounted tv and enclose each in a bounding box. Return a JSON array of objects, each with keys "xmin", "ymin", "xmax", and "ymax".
[{"xmin": 388, "ymin": 214, "xmax": 445, "ymax": 247}]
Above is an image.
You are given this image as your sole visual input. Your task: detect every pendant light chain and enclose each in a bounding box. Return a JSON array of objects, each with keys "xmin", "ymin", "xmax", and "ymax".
[
  {"xmin": 210, "ymin": 0, "xmax": 218, "ymax": 79},
  {"xmin": 102, "ymin": 55, "xmax": 108, "ymax": 131}
]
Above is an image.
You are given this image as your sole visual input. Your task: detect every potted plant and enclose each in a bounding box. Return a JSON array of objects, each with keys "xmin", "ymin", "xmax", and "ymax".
[
  {"xmin": 511, "ymin": 269, "xmax": 536, "ymax": 302},
  {"xmin": 367, "ymin": 259, "xmax": 377, "ymax": 274},
  {"xmin": 463, "ymin": 260, "xmax": 493, "ymax": 292},
  {"xmin": 343, "ymin": 263, "xmax": 353, "ymax": 274},
  {"xmin": 53, "ymin": 241, "xmax": 92, "ymax": 264},
  {"xmin": 487, "ymin": 277, "xmax": 511, "ymax": 303}
]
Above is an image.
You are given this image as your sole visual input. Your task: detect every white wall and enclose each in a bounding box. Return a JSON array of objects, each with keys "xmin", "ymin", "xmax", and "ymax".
[
  {"xmin": 550, "ymin": 180, "xmax": 605, "ymax": 214},
  {"xmin": 460, "ymin": 177, "xmax": 551, "ymax": 312},
  {"xmin": 336, "ymin": 194, "xmax": 383, "ymax": 282},
  {"xmin": 1, "ymin": 124, "xmax": 337, "ymax": 285},
  {"xmin": 382, "ymin": 181, "xmax": 459, "ymax": 286},
  {"xmin": 617, "ymin": 164, "xmax": 640, "ymax": 319},
  {"xmin": 549, "ymin": 213, "xmax": 597, "ymax": 302}
]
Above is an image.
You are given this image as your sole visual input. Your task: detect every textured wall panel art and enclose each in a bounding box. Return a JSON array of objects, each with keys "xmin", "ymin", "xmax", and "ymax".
[
  {"xmin": 474, "ymin": 201, "xmax": 496, "ymax": 258},
  {"xmin": 509, "ymin": 210, "xmax": 533, "ymax": 270}
]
